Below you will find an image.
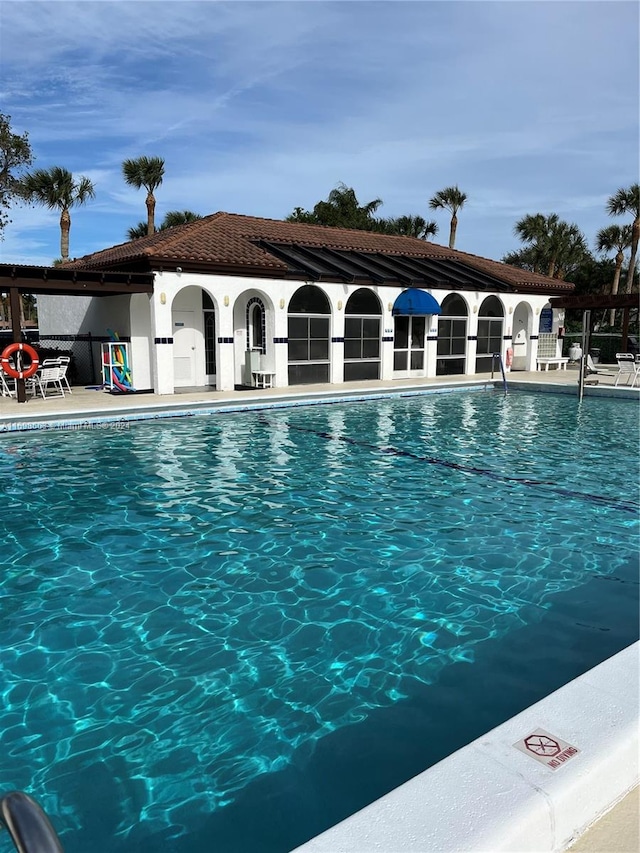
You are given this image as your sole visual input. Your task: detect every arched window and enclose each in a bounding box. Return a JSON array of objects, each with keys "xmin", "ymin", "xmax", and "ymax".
[
  {"xmin": 344, "ymin": 288, "xmax": 381, "ymax": 381},
  {"xmin": 288, "ymin": 286, "xmax": 331, "ymax": 385},
  {"xmin": 476, "ymin": 296, "xmax": 504, "ymax": 373},
  {"xmin": 437, "ymin": 294, "xmax": 468, "ymax": 375},
  {"xmin": 202, "ymin": 290, "xmax": 216, "ymax": 377},
  {"xmin": 246, "ymin": 297, "xmax": 265, "ymax": 354}
]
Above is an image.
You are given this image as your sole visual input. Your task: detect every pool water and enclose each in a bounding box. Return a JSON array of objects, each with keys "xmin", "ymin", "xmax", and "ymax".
[{"xmin": 0, "ymin": 390, "xmax": 638, "ymax": 852}]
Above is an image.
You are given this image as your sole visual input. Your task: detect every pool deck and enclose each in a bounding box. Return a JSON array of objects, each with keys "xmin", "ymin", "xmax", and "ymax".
[
  {"xmin": 0, "ymin": 364, "xmax": 638, "ymax": 429},
  {"xmin": 1, "ymin": 364, "xmax": 638, "ymax": 851}
]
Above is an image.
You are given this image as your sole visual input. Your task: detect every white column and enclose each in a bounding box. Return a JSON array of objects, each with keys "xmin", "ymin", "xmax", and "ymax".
[
  {"xmin": 331, "ymin": 300, "xmax": 345, "ymax": 385},
  {"xmin": 466, "ymin": 309, "xmax": 479, "ymax": 375},
  {"xmin": 216, "ymin": 303, "xmax": 235, "ymax": 391},
  {"xmin": 273, "ymin": 296, "xmax": 289, "ymax": 386},
  {"xmin": 425, "ymin": 314, "xmax": 438, "ymax": 378},
  {"xmin": 380, "ymin": 303, "xmax": 395, "ymax": 380},
  {"xmin": 150, "ymin": 292, "xmax": 174, "ymax": 395}
]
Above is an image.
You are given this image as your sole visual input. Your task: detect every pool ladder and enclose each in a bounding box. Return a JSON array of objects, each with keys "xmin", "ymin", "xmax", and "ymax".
[
  {"xmin": 0, "ymin": 791, "xmax": 64, "ymax": 853},
  {"xmin": 491, "ymin": 353, "xmax": 508, "ymax": 395}
]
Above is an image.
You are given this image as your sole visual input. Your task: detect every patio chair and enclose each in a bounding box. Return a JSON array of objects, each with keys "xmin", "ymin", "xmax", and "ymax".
[
  {"xmin": 614, "ymin": 353, "xmax": 640, "ymax": 387},
  {"xmin": 57, "ymin": 356, "xmax": 72, "ymax": 394},
  {"xmin": 585, "ymin": 355, "xmax": 616, "ymax": 376},
  {"xmin": 0, "ymin": 372, "xmax": 16, "ymax": 398},
  {"xmin": 34, "ymin": 362, "xmax": 66, "ymax": 399}
]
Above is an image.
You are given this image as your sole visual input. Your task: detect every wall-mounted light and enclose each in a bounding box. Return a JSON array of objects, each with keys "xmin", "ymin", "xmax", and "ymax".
[
  {"xmin": 279, "ymin": 298, "xmax": 285, "ymax": 309},
  {"xmin": 508, "ymin": 306, "xmax": 513, "ymax": 314},
  {"xmin": 176, "ymin": 267, "xmax": 182, "ymax": 274},
  {"xmin": 337, "ymin": 300, "xmax": 343, "ymax": 311},
  {"xmin": 224, "ymin": 295, "xmax": 229, "ymax": 307},
  {"xmin": 160, "ymin": 292, "xmax": 166, "ymax": 305},
  {"xmin": 473, "ymin": 305, "xmax": 478, "ymax": 313},
  {"xmin": 388, "ymin": 302, "xmax": 393, "ymax": 311}
]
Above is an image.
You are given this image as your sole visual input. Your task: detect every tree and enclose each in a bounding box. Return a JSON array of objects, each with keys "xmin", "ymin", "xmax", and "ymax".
[
  {"xmin": 127, "ymin": 209, "xmax": 202, "ymax": 240},
  {"xmin": 162, "ymin": 209, "xmax": 203, "ymax": 228},
  {"xmin": 428, "ymin": 185, "xmax": 467, "ymax": 248},
  {"xmin": 606, "ymin": 184, "xmax": 639, "ymax": 293},
  {"xmin": 20, "ymin": 166, "xmax": 95, "ymax": 260},
  {"xmin": 595, "ymin": 223, "xmax": 633, "ymax": 326},
  {"xmin": 512, "ymin": 213, "xmax": 588, "ymax": 279},
  {"xmin": 0, "ymin": 113, "xmax": 33, "ymax": 237},
  {"xmin": 122, "ymin": 155, "xmax": 165, "ymax": 236},
  {"xmin": 287, "ymin": 183, "xmax": 383, "ymax": 230},
  {"xmin": 376, "ymin": 215, "xmax": 439, "ymax": 240}
]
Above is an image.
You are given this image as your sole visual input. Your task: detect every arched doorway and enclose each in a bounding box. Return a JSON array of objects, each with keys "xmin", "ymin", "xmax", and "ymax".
[
  {"xmin": 476, "ymin": 296, "xmax": 504, "ymax": 373},
  {"xmin": 344, "ymin": 288, "xmax": 381, "ymax": 381},
  {"xmin": 288, "ymin": 285, "xmax": 331, "ymax": 385},
  {"xmin": 512, "ymin": 302, "xmax": 532, "ymax": 370},
  {"xmin": 437, "ymin": 294, "xmax": 468, "ymax": 375},
  {"xmin": 172, "ymin": 285, "xmax": 216, "ymax": 388}
]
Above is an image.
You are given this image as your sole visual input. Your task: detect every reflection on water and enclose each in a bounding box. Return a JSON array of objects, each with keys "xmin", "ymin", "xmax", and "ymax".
[{"xmin": 0, "ymin": 391, "xmax": 637, "ymax": 850}]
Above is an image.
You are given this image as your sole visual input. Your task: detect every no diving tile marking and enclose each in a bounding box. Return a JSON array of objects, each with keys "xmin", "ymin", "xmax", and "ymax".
[{"xmin": 513, "ymin": 728, "xmax": 580, "ymax": 771}]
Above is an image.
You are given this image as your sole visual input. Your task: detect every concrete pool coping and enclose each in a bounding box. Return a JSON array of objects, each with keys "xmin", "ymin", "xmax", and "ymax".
[
  {"xmin": 0, "ymin": 369, "xmax": 638, "ymax": 433},
  {"xmin": 293, "ymin": 642, "xmax": 640, "ymax": 853}
]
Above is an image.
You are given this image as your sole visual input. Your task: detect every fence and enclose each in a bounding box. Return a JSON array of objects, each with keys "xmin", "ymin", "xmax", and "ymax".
[
  {"xmin": 562, "ymin": 333, "xmax": 639, "ymax": 364},
  {"xmin": 37, "ymin": 334, "xmax": 114, "ymax": 387}
]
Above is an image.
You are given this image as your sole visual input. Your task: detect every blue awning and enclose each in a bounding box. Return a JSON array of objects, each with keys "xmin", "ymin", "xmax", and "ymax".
[{"xmin": 392, "ymin": 289, "xmax": 441, "ymax": 316}]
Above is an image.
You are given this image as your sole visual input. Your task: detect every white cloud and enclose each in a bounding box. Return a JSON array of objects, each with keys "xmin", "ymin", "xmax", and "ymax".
[{"xmin": 1, "ymin": 0, "xmax": 637, "ymax": 262}]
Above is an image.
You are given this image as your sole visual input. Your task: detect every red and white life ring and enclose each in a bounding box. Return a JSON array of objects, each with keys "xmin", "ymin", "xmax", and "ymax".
[
  {"xmin": 1, "ymin": 343, "xmax": 40, "ymax": 380},
  {"xmin": 505, "ymin": 347, "xmax": 513, "ymax": 368}
]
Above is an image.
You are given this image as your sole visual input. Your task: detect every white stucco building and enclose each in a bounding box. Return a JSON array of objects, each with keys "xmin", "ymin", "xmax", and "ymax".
[{"xmin": 37, "ymin": 213, "xmax": 572, "ymax": 393}]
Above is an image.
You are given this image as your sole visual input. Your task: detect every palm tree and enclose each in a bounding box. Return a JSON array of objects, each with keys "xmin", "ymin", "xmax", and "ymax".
[
  {"xmin": 428, "ymin": 185, "xmax": 467, "ymax": 248},
  {"xmin": 287, "ymin": 183, "xmax": 382, "ymax": 230},
  {"xmin": 20, "ymin": 166, "xmax": 95, "ymax": 260},
  {"xmin": 122, "ymin": 156, "xmax": 165, "ymax": 236},
  {"xmin": 384, "ymin": 215, "xmax": 439, "ymax": 240},
  {"xmin": 596, "ymin": 223, "xmax": 633, "ymax": 326},
  {"xmin": 127, "ymin": 209, "xmax": 202, "ymax": 240},
  {"xmin": 162, "ymin": 209, "xmax": 203, "ymax": 228},
  {"xmin": 514, "ymin": 213, "xmax": 588, "ymax": 279},
  {"xmin": 606, "ymin": 184, "xmax": 639, "ymax": 293}
]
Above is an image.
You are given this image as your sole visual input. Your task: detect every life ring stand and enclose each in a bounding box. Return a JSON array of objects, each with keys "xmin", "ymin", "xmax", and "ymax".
[{"xmin": 1, "ymin": 343, "xmax": 40, "ymax": 380}]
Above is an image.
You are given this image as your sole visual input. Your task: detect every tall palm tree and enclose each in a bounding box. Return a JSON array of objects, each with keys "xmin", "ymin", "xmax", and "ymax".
[
  {"xmin": 606, "ymin": 184, "xmax": 639, "ymax": 293},
  {"xmin": 428, "ymin": 185, "xmax": 467, "ymax": 248},
  {"xmin": 595, "ymin": 223, "xmax": 633, "ymax": 326},
  {"xmin": 20, "ymin": 166, "xmax": 95, "ymax": 260},
  {"xmin": 122, "ymin": 155, "xmax": 165, "ymax": 236}
]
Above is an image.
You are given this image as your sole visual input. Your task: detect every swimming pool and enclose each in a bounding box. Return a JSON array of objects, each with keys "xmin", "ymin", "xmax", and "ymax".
[{"xmin": 0, "ymin": 389, "xmax": 638, "ymax": 852}]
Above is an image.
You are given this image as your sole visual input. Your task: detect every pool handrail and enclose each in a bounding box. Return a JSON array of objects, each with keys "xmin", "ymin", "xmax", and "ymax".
[
  {"xmin": 491, "ymin": 352, "xmax": 508, "ymax": 395},
  {"xmin": 0, "ymin": 791, "xmax": 64, "ymax": 853}
]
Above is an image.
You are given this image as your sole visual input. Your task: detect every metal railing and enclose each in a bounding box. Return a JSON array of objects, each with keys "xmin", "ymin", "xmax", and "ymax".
[
  {"xmin": 491, "ymin": 353, "xmax": 508, "ymax": 395},
  {"xmin": 0, "ymin": 791, "xmax": 64, "ymax": 853}
]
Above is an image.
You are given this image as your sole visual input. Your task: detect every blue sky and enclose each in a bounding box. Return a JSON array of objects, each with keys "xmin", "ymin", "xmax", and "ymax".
[{"xmin": 1, "ymin": 0, "xmax": 638, "ymax": 267}]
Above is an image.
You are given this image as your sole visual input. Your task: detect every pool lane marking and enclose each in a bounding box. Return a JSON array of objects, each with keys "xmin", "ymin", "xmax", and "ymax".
[{"xmin": 259, "ymin": 418, "xmax": 638, "ymax": 516}]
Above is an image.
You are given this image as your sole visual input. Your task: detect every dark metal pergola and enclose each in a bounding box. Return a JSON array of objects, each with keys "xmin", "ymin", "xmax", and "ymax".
[
  {"xmin": 0, "ymin": 263, "xmax": 154, "ymax": 402},
  {"xmin": 550, "ymin": 292, "xmax": 639, "ymax": 401}
]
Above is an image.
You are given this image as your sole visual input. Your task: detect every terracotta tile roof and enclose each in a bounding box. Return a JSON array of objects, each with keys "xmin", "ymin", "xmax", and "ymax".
[{"xmin": 64, "ymin": 212, "xmax": 574, "ymax": 293}]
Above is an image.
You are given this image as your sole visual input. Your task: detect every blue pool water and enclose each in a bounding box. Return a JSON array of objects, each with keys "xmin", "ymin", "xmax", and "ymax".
[{"xmin": 0, "ymin": 390, "xmax": 638, "ymax": 852}]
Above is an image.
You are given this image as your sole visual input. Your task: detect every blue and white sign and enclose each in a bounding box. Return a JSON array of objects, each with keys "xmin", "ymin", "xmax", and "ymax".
[{"xmin": 539, "ymin": 307, "xmax": 553, "ymax": 333}]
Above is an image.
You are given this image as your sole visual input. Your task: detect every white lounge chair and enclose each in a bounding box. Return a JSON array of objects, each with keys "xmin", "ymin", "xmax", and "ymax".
[
  {"xmin": 614, "ymin": 353, "xmax": 640, "ymax": 387},
  {"xmin": 585, "ymin": 355, "xmax": 616, "ymax": 377}
]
